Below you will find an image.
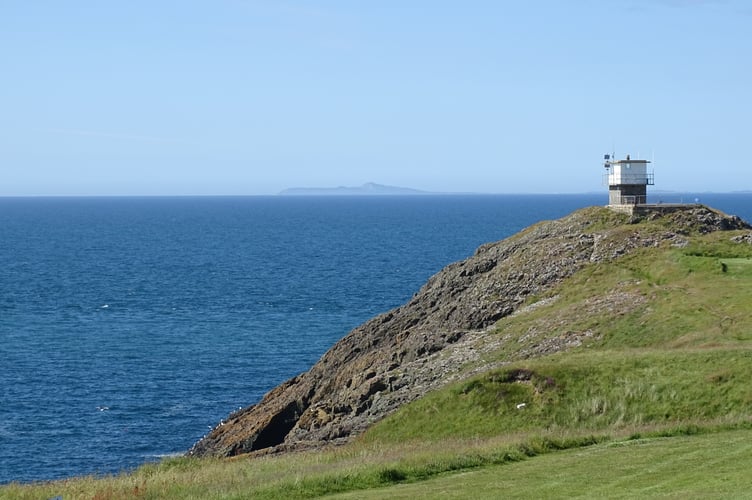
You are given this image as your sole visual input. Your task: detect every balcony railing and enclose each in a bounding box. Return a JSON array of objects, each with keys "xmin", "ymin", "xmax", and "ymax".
[
  {"xmin": 613, "ymin": 195, "xmax": 647, "ymax": 205},
  {"xmin": 603, "ymin": 172, "xmax": 655, "ymax": 186}
]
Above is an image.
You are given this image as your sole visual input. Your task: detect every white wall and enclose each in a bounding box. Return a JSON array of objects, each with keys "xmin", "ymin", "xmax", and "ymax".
[{"xmin": 608, "ymin": 162, "xmax": 649, "ymax": 185}]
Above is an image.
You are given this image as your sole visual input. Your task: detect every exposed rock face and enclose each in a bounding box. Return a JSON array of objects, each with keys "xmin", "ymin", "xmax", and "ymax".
[{"xmin": 188, "ymin": 205, "xmax": 750, "ymax": 458}]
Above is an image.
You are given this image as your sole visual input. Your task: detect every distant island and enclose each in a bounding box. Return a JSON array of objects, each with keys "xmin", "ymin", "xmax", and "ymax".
[{"xmin": 278, "ymin": 182, "xmax": 431, "ymax": 196}]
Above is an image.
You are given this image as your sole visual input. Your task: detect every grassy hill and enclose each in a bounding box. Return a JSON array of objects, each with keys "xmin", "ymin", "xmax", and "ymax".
[{"xmin": 5, "ymin": 206, "xmax": 752, "ymax": 499}]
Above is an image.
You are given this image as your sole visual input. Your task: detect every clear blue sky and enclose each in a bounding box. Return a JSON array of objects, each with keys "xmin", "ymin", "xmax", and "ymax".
[{"xmin": 2, "ymin": 1, "xmax": 750, "ymax": 195}]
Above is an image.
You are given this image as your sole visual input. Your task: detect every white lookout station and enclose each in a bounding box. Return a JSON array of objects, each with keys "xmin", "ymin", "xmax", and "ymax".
[{"xmin": 603, "ymin": 153, "xmax": 654, "ymax": 206}]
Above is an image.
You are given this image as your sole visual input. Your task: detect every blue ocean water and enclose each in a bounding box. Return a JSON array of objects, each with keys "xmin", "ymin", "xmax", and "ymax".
[{"xmin": 1, "ymin": 193, "xmax": 750, "ymax": 484}]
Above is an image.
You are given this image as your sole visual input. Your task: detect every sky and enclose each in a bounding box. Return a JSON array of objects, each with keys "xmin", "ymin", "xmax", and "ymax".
[{"xmin": 1, "ymin": 0, "xmax": 750, "ymax": 196}]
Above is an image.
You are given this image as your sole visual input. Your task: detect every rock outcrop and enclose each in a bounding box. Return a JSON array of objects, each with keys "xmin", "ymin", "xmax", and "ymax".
[{"xmin": 188, "ymin": 205, "xmax": 750, "ymax": 458}]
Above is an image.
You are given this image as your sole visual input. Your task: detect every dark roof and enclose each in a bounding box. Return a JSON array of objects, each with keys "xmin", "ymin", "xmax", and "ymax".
[{"xmin": 613, "ymin": 159, "xmax": 650, "ymax": 164}]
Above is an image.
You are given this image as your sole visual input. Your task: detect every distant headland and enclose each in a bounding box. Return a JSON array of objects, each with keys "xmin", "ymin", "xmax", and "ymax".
[{"xmin": 278, "ymin": 182, "xmax": 431, "ymax": 196}]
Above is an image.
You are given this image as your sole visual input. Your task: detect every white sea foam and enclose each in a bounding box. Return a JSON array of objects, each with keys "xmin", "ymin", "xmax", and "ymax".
[{"xmin": 146, "ymin": 452, "xmax": 184, "ymax": 459}]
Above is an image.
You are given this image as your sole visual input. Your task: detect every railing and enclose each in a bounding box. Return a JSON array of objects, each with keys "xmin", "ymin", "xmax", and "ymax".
[
  {"xmin": 615, "ymin": 195, "xmax": 647, "ymax": 205},
  {"xmin": 602, "ymin": 172, "xmax": 655, "ymax": 186}
]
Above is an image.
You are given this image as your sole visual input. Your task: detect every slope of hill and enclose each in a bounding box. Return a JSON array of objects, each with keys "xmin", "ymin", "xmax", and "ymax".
[{"xmin": 189, "ymin": 205, "xmax": 752, "ymax": 458}]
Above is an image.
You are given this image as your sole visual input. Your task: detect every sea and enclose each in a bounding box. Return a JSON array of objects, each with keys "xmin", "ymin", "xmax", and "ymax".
[{"xmin": 1, "ymin": 193, "xmax": 751, "ymax": 484}]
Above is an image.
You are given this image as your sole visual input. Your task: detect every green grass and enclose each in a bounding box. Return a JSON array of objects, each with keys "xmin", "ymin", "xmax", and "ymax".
[
  {"xmin": 330, "ymin": 429, "xmax": 752, "ymax": 499},
  {"xmin": 4, "ymin": 214, "xmax": 752, "ymax": 498},
  {"xmin": 7, "ymin": 427, "xmax": 748, "ymax": 499},
  {"xmin": 487, "ymin": 239, "xmax": 752, "ymax": 356},
  {"xmin": 0, "ymin": 436, "xmax": 609, "ymax": 499},
  {"xmin": 361, "ymin": 349, "xmax": 752, "ymax": 444}
]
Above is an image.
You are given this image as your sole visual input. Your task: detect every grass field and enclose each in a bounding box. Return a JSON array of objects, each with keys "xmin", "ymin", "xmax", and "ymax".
[
  {"xmin": 4, "ymin": 211, "xmax": 752, "ymax": 498},
  {"xmin": 330, "ymin": 429, "xmax": 752, "ymax": 499},
  {"xmin": 5, "ymin": 426, "xmax": 750, "ymax": 499}
]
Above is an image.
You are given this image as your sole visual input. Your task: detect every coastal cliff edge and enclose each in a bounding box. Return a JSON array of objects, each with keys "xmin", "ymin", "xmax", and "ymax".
[{"xmin": 188, "ymin": 205, "xmax": 751, "ymax": 458}]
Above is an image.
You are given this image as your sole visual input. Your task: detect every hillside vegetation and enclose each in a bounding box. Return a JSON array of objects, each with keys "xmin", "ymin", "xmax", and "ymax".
[{"xmin": 5, "ymin": 205, "xmax": 752, "ymax": 499}]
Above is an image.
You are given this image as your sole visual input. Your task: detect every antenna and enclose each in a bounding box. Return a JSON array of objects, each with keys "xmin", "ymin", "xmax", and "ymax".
[{"xmin": 651, "ymin": 149, "xmax": 656, "ymax": 184}]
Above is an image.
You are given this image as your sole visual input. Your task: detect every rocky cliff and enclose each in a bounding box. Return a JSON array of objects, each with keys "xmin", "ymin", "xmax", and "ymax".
[{"xmin": 188, "ymin": 205, "xmax": 750, "ymax": 458}]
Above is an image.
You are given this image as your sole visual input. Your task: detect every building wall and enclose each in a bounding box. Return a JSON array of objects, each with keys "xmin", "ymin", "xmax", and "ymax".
[
  {"xmin": 609, "ymin": 184, "xmax": 647, "ymax": 205},
  {"xmin": 608, "ymin": 162, "xmax": 650, "ymax": 185}
]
